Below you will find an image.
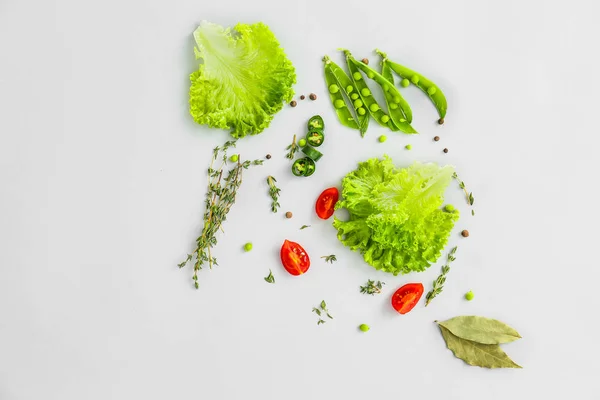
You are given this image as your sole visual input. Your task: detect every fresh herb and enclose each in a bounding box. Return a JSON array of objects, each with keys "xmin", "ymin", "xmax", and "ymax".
[
  {"xmin": 425, "ymin": 246, "xmax": 457, "ymax": 306},
  {"xmin": 178, "ymin": 141, "xmax": 263, "ymax": 289},
  {"xmin": 264, "ymin": 269, "xmax": 275, "ymax": 284},
  {"xmin": 453, "ymin": 172, "xmax": 475, "ymax": 206},
  {"xmin": 317, "ymin": 319, "xmax": 325, "ymax": 325},
  {"xmin": 360, "ymin": 279, "xmax": 385, "ymax": 295},
  {"xmin": 471, "ymin": 210, "xmax": 475, "ymax": 216},
  {"xmin": 267, "ymin": 176, "xmax": 281, "ymax": 213},
  {"xmin": 285, "ymin": 134, "xmax": 299, "ymax": 160},
  {"xmin": 313, "ymin": 300, "xmax": 333, "ymax": 325},
  {"xmin": 300, "ymin": 225, "xmax": 311, "ymax": 230},
  {"xmin": 321, "ymin": 254, "xmax": 337, "ymax": 264}
]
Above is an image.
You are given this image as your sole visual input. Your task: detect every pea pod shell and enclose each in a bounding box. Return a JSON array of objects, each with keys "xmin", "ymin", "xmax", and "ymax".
[
  {"xmin": 437, "ymin": 316, "xmax": 522, "ymax": 345},
  {"xmin": 384, "ymin": 58, "xmax": 448, "ymax": 119},
  {"xmin": 323, "ymin": 64, "xmax": 359, "ymax": 131},
  {"xmin": 326, "ymin": 58, "xmax": 369, "ymax": 135}
]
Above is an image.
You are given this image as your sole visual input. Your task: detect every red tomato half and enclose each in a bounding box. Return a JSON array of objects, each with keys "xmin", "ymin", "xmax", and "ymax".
[
  {"xmin": 391, "ymin": 283, "xmax": 424, "ymax": 314},
  {"xmin": 280, "ymin": 240, "xmax": 310, "ymax": 276},
  {"xmin": 315, "ymin": 187, "xmax": 339, "ymax": 220}
]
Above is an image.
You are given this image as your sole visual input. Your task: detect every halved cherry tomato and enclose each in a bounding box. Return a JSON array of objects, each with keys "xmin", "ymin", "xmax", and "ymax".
[
  {"xmin": 280, "ymin": 239, "xmax": 310, "ymax": 276},
  {"xmin": 391, "ymin": 283, "xmax": 424, "ymax": 314},
  {"xmin": 315, "ymin": 187, "xmax": 339, "ymax": 220}
]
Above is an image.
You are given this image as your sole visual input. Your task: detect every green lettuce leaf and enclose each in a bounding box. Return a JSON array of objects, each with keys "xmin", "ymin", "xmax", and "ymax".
[
  {"xmin": 189, "ymin": 21, "xmax": 296, "ymax": 138},
  {"xmin": 334, "ymin": 157, "xmax": 459, "ymax": 275}
]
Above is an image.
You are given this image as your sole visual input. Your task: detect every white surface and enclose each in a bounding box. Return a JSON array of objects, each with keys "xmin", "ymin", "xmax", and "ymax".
[{"xmin": 1, "ymin": 0, "xmax": 599, "ymax": 398}]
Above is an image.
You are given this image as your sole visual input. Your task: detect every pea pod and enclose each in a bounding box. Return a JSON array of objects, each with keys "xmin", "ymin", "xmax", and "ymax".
[
  {"xmin": 345, "ymin": 51, "xmax": 416, "ymax": 134},
  {"xmin": 323, "ymin": 57, "xmax": 367, "ymax": 135},
  {"xmin": 376, "ymin": 49, "xmax": 448, "ymax": 121}
]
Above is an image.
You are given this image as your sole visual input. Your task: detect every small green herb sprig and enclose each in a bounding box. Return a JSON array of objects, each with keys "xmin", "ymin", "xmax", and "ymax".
[
  {"xmin": 425, "ymin": 246, "xmax": 458, "ymax": 306},
  {"xmin": 285, "ymin": 134, "xmax": 299, "ymax": 160},
  {"xmin": 312, "ymin": 300, "xmax": 333, "ymax": 325},
  {"xmin": 453, "ymin": 172, "xmax": 474, "ymax": 209},
  {"xmin": 264, "ymin": 269, "xmax": 275, "ymax": 284},
  {"xmin": 267, "ymin": 176, "xmax": 281, "ymax": 213},
  {"xmin": 321, "ymin": 254, "xmax": 337, "ymax": 263},
  {"xmin": 178, "ymin": 141, "xmax": 263, "ymax": 289},
  {"xmin": 300, "ymin": 225, "xmax": 311, "ymax": 230},
  {"xmin": 360, "ymin": 279, "xmax": 385, "ymax": 295}
]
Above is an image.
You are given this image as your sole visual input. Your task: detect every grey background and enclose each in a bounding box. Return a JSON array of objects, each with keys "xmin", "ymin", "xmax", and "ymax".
[{"xmin": 1, "ymin": 0, "xmax": 598, "ymax": 398}]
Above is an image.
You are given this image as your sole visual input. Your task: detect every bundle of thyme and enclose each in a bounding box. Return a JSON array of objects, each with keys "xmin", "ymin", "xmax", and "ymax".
[
  {"xmin": 285, "ymin": 134, "xmax": 299, "ymax": 159},
  {"xmin": 178, "ymin": 141, "xmax": 263, "ymax": 288},
  {"xmin": 425, "ymin": 246, "xmax": 457, "ymax": 306},
  {"xmin": 267, "ymin": 176, "xmax": 281, "ymax": 213},
  {"xmin": 453, "ymin": 172, "xmax": 475, "ymax": 208}
]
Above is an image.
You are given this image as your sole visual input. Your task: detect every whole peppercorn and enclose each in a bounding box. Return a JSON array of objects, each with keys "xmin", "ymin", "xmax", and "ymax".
[
  {"xmin": 290, "ymin": 100, "xmax": 297, "ymax": 107},
  {"xmin": 443, "ymin": 148, "xmax": 449, "ymax": 153},
  {"xmin": 266, "ymin": 154, "xmax": 272, "ymax": 159},
  {"xmin": 300, "ymin": 95, "xmax": 305, "ymax": 100},
  {"xmin": 434, "ymin": 136, "xmax": 440, "ymax": 141},
  {"xmin": 285, "ymin": 211, "xmax": 293, "ymax": 219},
  {"xmin": 438, "ymin": 118, "xmax": 445, "ymax": 125},
  {"xmin": 461, "ymin": 230, "xmax": 469, "ymax": 237},
  {"xmin": 361, "ymin": 58, "xmax": 369, "ymax": 65},
  {"xmin": 309, "ymin": 93, "xmax": 317, "ymax": 100}
]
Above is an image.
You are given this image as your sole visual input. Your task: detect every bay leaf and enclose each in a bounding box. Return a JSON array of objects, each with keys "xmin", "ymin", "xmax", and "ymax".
[
  {"xmin": 438, "ymin": 325, "xmax": 522, "ymax": 369},
  {"xmin": 438, "ymin": 316, "xmax": 521, "ymax": 344}
]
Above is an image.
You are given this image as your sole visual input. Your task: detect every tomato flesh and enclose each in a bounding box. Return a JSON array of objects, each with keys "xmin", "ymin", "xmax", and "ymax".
[
  {"xmin": 315, "ymin": 187, "xmax": 339, "ymax": 220},
  {"xmin": 280, "ymin": 240, "xmax": 310, "ymax": 276},
  {"xmin": 391, "ymin": 283, "xmax": 424, "ymax": 314}
]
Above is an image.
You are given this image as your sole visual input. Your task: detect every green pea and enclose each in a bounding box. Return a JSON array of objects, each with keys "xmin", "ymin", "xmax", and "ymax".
[
  {"xmin": 367, "ymin": 71, "xmax": 374, "ymax": 79},
  {"xmin": 346, "ymin": 85, "xmax": 354, "ymax": 93},
  {"xmin": 353, "ymin": 99, "xmax": 363, "ymax": 108},
  {"xmin": 298, "ymin": 138, "xmax": 307, "ymax": 147},
  {"xmin": 393, "ymin": 95, "xmax": 401, "ymax": 103},
  {"xmin": 350, "ymin": 93, "xmax": 359, "ymax": 100},
  {"xmin": 353, "ymin": 72, "xmax": 362, "ymax": 81},
  {"xmin": 334, "ymin": 99, "xmax": 345, "ymax": 109},
  {"xmin": 400, "ymin": 118, "xmax": 406, "ymax": 123},
  {"xmin": 329, "ymin": 84, "xmax": 339, "ymax": 94},
  {"xmin": 229, "ymin": 154, "xmax": 239, "ymax": 162},
  {"xmin": 427, "ymin": 86, "xmax": 437, "ymax": 95},
  {"xmin": 361, "ymin": 88, "xmax": 371, "ymax": 97},
  {"xmin": 378, "ymin": 135, "xmax": 387, "ymax": 143},
  {"xmin": 411, "ymin": 75, "xmax": 420, "ymax": 84},
  {"xmin": 244, "ymin": 242, "xmax": 253, "ymax": 252},
  {"xmin": 369, "ymin": 104, "xmax": 379, "ymax": 112},
  {"xmin": 401, "ymin": 78, "xmax": 410, "ymax": 87},
  {"xmin": 357, "ymin": 107, "xmax": 366, "ymax": 115},
  {"xmin": 359, "ymin": 324, "xmax": 370, "ymax": 332},
  {"xmin": 405, "ymin": 144, "xmax": 412, "ymax": 150},
  {"xmin": 383, "ymin": 84, "xmax": 390, "ymax": 92},
  {"xmin": 381, "ymin": 114, "xmax": 390, "ymax": 123},
  {"xmin": 465, "ymin": 291, "xmax": 474, "ymax": 301},
  {"xmin": 389, "ymin": 103, "xmax": 398, "ymax": 110},
  {"xmin": 444, "ymin": 204, "xmax": 455, "ymax": 212}
]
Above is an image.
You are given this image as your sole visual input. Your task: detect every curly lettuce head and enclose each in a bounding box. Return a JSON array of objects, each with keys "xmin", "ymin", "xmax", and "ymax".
[
  {"xmin": 189, "ymin": 21, "xmax": 296, "ymax": 138},
  {"xmin": 333, "ymin": 157, "xmax": 459, "ymax": 275}
]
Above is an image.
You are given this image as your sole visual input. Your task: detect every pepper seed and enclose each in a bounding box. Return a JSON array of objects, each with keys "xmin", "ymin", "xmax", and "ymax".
[
  {"xmin": 290, "ymin": 100, "xmax": 297, "ymax": 107},
  {"xmin": 361, "ymin": 58, "xmax": 369, "ymax": 65},
  {"xmin": 309, "ymin": 93, "xmax": 317, "ymax": 100},
  {"xmin": 266, "ymin": 154, "xmax": 272, "ymax": 159},
  {"xmin": 285, "ymin": 211, "xmax": 293, "ymax": 219},
  {"xmin": 443, "ymin": 148, "xmax": 449, "ymax": 153},
  {"xmin": 438, "ymin": 118, "xmax": 445, "ymax": 125},
  {"xmin": 300, "ymin": 95, "xmax": 305, "ymax": 100},
  {"xmin": 434, "ymin": 136, "xmax": 440, "ymax": 141},
  {"xmin": 461, "ymin": 230, "xmax": 469, "ymax": 237}
]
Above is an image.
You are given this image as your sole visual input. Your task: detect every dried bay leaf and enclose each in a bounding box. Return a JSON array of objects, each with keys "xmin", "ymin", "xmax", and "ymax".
[
  {"xmin": 438, "ymin": 325, "xmax": 522, "ymax": 369},
  {"xmin": 438, "ymin": 316, "xmax": 521, "ymax": 344}
]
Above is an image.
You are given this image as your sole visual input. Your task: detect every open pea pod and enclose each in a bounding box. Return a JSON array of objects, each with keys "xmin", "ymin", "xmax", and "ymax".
[
  {"xmin": 323, "ymin": 56, "xmax": 368, "ymax": 135},
  {"xmin": 377, "ymin": 49, "xmax": 448, "ymax": 121}
]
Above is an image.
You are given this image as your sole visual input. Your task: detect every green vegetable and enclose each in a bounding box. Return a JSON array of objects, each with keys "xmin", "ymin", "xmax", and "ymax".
[
  {"xmin": 437, "ymin": 316, "xmax": 521, "ymax": 345},
  {"xmin": 378, "ymin": 135, "xmax": 387, "ymax": 143},
  {"xmin": 298, "ymin": 138, "xmax": 307, "ymax": 147},
  {"xmin": 401, "ymin": 78, "xmax": 410, "ymax": 87},
  {"xmin": 308, "ymin": 115, "xmax": 324, "ymax": 131},
  {"xmin": 333, "ymin": 156, "xmax": 459, "ymax": 275},
  {"xmin": 244, "ymin": 242, "xmax": 253, "ymax": 252},
  {"xmin": 405, "ymin": 144, "xmax": 412, "ymax": 150},
  {"xmin": 291, "ymin": 158, "xmax": 307, "ymax": 176},
  {"xmin": 189, "ymin": 22, "xmax": 296, "ymax": 138},
  {"xmin": 353, "ymin": 72, "xmax": 362, "ymax": 80},
  {"xmin": 361, "ymin": 88, "xmax": 371, "ymax": 97},
  {"xmin": 306, "ymin": 131, "xmax": 325, "ymax": 147},
  {"xmin": 302, "ymin": 145, "xmax": 323, "ymax": 162},
  {"xmin": 329, "ymin": 84, "xmax": 339, "ymax": 93},
  {"xmin": 438, "ymin": 325, "xmax": 522, "ymax": 369},
  {"xmin": 465, "ymin": 290, "xmax": 475, "ymax": 301},
  {"xmin": 303, "ymin": 158, "xmax": 316, "ymax": 176},
  {"xmin": 229, "ymin": 154, "xmax": 239, "ymax": 162},
  {"xmin": 351, "ymin": 93, "xmax": 359, "ymax": 100},
  {"xmin": 359, "ymin": 324, "xmax": 370, "ymax": 332},
  {"xmin": 334, "ymin": 99, "xmax": 345, "ymax": 108}
]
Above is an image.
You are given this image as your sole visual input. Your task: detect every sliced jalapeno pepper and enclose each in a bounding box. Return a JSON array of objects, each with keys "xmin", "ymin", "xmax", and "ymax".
[
  {"xmin": 302, "ymin": 145, "xmax": 323, "ymax": 162},
  {"xmin": 292, "ymin": 158, "xmax": 307, "ymax": 176},
  {"xmin": 306, "ymin": 131, "xmax": 325, "ymax": 147},
  {"xmin": 308, "ymin": 115, "xmax": 324, "ymax": 131},
  {"xmin": 303, "ymin": 158, "xmax": 316, "ymax": 176}
]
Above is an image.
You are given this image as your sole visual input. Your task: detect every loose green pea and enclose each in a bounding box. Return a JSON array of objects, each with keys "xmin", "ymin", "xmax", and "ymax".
[
  {"xmin": 359, "ymin": 324, "xmax": 370, "ymax": 332},
  {"xmin": 378, "ymin": 135, "xmax": 387, "ymax": 143},
  {"xmin": 361, "ymin": 88, "xmax": 371, "ymax": 97},
  {"xmin": 334, "ymin": 99, "xmax": 345, "ymax": 109},
  {"xmin": 381, "ymin": 114, "xmax": 390, "ymax": 123},
  {"xmin": 244, "ymin": 242, "xmax": 253, "ymax": 252},
  {"xmin": 298, "ymin": 138, "xmax": 307, "ymax": 147},
  {"xmin": 427, "ymin": 86, "xmax": 437, "ymax": 95},
  {"xmin": 367, "ymin": 71, "xmax": 375, "ymax": 79},
  {"xmin": 329, "ymin": 84, "xmax": 339, "ymax": 94},
  {"xmin": 393, "ymin": 95, "xmax": 401, "ymax": 103},
  {"xmin": 229, "ymin": 154, "xmax": 239, "ymax": 162},
  {"xmin": 357, "ymin": 107, "xmax": 366, "ymax": 115},
  {"xmin": 411, "ymin": 75, "xmax": 420, "ymax": 84},
  {"xmin": 353, "ymin": 99, "xmax": 363, "ymax": 108},
  {"xmin": 465, "ymin": 290, "xmax": 474, "ymax": 301},
  {"xmin": 353, "ymin": 72, "xmax": 362, "ymax": 81},
  {"xmin": 389, "ymin": 103, "xmax": 398, "ymax": 110},
  {"xmin": 350, "ymin": 93, "xmax": 359, "ymax": 100},
  {"xmin": 369, "ymin": 103, "xmax": 379, "ymax": 112},
  {"xmin": 405, "ymin": 144, "xmax": 412, "ymax": 150},
  {"xmin": 346, "ymin": 85, "xmax": 354, "ymax": 93},
  {"xmin": 401, "ymin": 78, "xmax": 410, "ymax": 87}
]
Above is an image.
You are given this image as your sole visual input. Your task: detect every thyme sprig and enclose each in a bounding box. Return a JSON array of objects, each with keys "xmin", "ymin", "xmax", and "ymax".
[
  {"xmin": 453, "ymin": 172, "xmax": 474, "ymax": 207},
  {"xmin": 264, "ymin": 269, "xmax": 275, "ymax": 284},
  {"xmin": 425, "ymin": 246, "xmax": 458, "ymax": 306},
  {"xmin": 312, "ymin": 300, "xmax": 333, "ymax": 325},
  {"xmin": 285, "ymin": 134, "xmax": 298, "ymax": 160},
  {"xmin": 178, "ymin": 141, "xmax": 263, "ymax": 289},
  {"xmin": 300, "ymin": 225, "xmax": 311, "ymax": 230},
  {"xmin": 267, "ymin": 176, "xmax": 281, "ymax": 213},
  {"xmin": 360, "ymin": 279, "xmax": 385, "ymax": 295},
  {"xmin": 321, "ymin": 254, "xmax": 337, "ymax": 263}
]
